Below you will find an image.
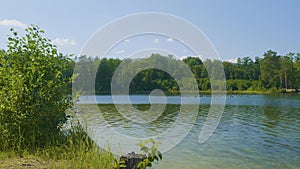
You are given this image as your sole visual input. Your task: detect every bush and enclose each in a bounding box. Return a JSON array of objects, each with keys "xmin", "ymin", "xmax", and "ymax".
[{"xmin": 0, "ymin": 25, "xmax": 73, "ymax": 150}]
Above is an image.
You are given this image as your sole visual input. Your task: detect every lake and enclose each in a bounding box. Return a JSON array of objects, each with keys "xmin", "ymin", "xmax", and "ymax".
[{"xmin": 75, "ymin": 95, "xmax": 300, "ymax": 169}]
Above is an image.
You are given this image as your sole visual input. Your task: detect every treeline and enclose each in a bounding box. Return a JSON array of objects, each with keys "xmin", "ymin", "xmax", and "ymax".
[{"xmin": 74, "ymin": 50, "xmax": 300, "ymax": 95}]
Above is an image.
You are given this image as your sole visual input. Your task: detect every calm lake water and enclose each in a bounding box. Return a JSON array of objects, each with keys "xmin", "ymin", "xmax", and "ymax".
[{"xmin": 76, "ymin": 95, "xmax": 300, "ymax": 169}]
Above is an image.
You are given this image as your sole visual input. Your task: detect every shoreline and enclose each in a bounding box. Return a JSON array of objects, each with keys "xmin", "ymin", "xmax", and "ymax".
[{"xmin": 93, "ymin": 90, "xmax": 300, "ymax": 96}]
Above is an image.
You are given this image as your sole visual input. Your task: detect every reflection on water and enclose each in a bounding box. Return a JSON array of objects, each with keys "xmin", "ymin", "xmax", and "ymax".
[
  {"xmin": 76, "ymin": 95, "xmax": 300, "ymax": 169},
  {"xmin": 97, "ymin": 104, "xmax": 180, "ymax": 138}
]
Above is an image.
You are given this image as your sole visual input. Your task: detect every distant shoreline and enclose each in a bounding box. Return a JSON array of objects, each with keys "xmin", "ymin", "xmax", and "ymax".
[{"xmin": 87, "ymin": 90, "xmax": 300, "ymax": 96}]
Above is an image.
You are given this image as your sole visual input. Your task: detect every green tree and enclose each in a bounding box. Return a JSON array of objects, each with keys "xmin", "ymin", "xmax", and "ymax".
[
  {"xmin": 253, "ymin": 57, "xmax": 261, "ymax": 80},
  {"xmin": 0, "ymin": 25, "xmax": 73, "ymax": 150},
  {"xmin": 260, "ymin": 50, "xmax": 281, "ymax": 89},
  {"xmin": 294, "ymin": 53, "xmax": 300, "ymax": 89},
  {"xmin": 280, "ymin": 53, "xmax": 294, "ymax": 89},
  {"xmin": 74, "ymin": 55, "xmax": 97, "ymax": 94},
  {"xmin": 233, "ymin": 58, "xmax": 244, "ymax": 79},
  {"xmin": 222, "ymin": 61, "xmax": 234, "ymax": 80}
]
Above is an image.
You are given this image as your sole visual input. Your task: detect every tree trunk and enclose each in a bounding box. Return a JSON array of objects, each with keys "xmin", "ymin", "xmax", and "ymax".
[{"xmin": 285, "ymin": 69, "xmax": 288, "ymax": 89}]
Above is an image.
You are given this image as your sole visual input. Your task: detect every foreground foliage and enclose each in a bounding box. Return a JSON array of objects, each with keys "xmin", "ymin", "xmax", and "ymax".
[
  {"xmin": 0, "ymin": 25, "xmax": 74, "ymax": 150},
  {"xmin": 0, "ymin": 25, "xmax": 116, "ymax": 168},
  {"xmin": 137, "ymin": 139, "xmax": 162, "ymax": 169}
]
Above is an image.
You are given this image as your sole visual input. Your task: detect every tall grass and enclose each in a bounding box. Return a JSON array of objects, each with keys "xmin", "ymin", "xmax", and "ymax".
[{"xmin": 0, "ymin": 121, "xmax": 116, "ymax": 169}]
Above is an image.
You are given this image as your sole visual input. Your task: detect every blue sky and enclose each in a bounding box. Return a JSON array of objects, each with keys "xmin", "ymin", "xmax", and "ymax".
[{"xmin": 0, "ymin": 0, "xmax": 299, "ymax": 62}]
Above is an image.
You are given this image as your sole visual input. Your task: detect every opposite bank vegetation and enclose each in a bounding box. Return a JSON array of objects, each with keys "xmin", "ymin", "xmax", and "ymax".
[{"xmin": 75, "ymin": 51, "xmax": 300, "ymax": 95}]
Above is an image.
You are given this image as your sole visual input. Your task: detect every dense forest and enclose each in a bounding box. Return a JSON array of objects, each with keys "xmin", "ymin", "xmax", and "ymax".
[{"xmin": 74, "ymin": 50, "xmax": 300, "ymax": 95}]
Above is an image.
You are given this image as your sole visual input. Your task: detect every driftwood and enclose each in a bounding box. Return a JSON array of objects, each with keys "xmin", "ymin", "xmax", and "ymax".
[{"xmin": 119, "ymin": 152, "xmax": 146, "ymax": 169}]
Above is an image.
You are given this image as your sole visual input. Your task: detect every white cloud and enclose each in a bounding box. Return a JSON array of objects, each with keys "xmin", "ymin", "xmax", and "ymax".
[
  {"xmin": 167, "ymin": 37, "xmax": 174, "ymax": 42},
  {"xmin": 154, "ymin": 38, "xmax": 160, "ymax": 44},
  {"xmin": 227, "ymin": 58, "xmax": 238, "ymax": 63},
  {"xmin": 115, "ymin": 49, "xmax": 125, "ymax": 54},
  {"xmin": 0, "ymin": 19, "xmax": 27, "ymax": 28},
  {"xmin": 179, "ymin": 55, "xmax": 203, "ymax": 60},
  {"xmin": 124, "ymin": 39, "xmax": 130, "ymax": 42},
  {"xmin": 179, "ymin": 55, "xmax": 188, "ymax": 60},
  {"xmin": 53, "ymin": 38, "xmax": 77, "ymax": 46}
]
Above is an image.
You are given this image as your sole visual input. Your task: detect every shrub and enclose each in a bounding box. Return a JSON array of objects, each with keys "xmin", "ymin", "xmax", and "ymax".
[{"xmin": 0, "ymin": 25, "xmax": 73, "ymax": 150}]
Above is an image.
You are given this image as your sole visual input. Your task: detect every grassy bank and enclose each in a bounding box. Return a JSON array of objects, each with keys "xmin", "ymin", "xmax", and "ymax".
[
  {"xmin": 122, "ymin": 90, "xmax": 299, "ymax": 96},
  {"xmin": 0, "ymin": 147, "xmax": 115, "ymax": 169},
  {"xmin": 192, "ymin": 90, "xmax": 298, "ymax": 95},
  {"xmin": 0, "ymin": 148, "xmax": 114, "ymax": 169},
  {"xmin": 0, "ymin": 151, "xmax": 57, "ymax": 169},
  {"xmin": 225, "ymin": 90, "xmax": 274, "ymax": 95},
  {"xmin": 0, "ymin": 123, "xmax": 116, "ymax": 169},
  {"xmin": 135, "ymin": 87, "xmax": 300, "ymax": 95},
  {"xmin": 129, "ymin": 90, "xmax": 273, "ymax": 95},
  {"xmin": 226, "ymin": 90, "xmax": 300, "ymax": 95},
  {"xmin": 167, "ymin": 90, "xmax": 296, "ymax": 95}
]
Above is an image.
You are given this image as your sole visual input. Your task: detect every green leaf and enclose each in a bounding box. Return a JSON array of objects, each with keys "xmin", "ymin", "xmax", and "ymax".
[{"xmin": 158, "ymin": 151, "xmax": 162, "ymax": 160}]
